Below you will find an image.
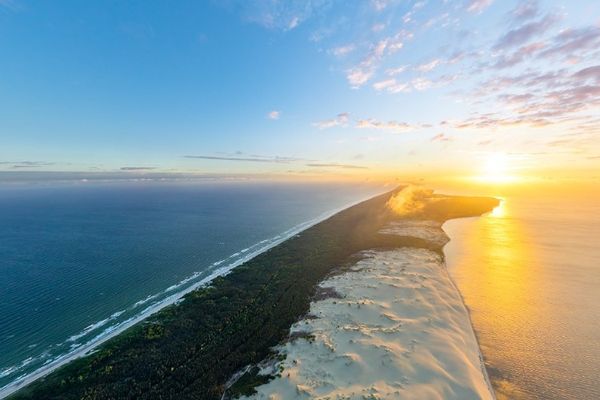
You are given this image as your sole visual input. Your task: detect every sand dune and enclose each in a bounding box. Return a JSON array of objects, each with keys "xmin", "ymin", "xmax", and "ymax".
[{"xmin": 243, "ymin": 221, "xmax": 494, "ymax": 400}]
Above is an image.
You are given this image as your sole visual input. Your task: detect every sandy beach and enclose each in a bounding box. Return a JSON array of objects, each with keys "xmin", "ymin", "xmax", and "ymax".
[{"xmin": 243, "ymin": 220, "xmax": 494, "ymax": 400}]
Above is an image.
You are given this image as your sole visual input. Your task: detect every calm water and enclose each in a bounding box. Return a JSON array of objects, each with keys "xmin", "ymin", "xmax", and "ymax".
[
  {"xmin": 444, "ymin": 192, "xmax": 600, "ymax": 400},
  {"xmin": 0, "ymin": 181, "xmax": 381, "ymax": 393}
]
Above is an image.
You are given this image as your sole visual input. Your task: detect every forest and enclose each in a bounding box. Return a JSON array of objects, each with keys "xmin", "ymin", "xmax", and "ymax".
[{"xmin": 9, "ymin": 188, "xmax": 498, "ymax": 399}]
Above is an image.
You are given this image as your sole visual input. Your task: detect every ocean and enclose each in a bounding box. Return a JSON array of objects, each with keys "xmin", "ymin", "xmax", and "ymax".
[
  {"xmin": 443, "ymin": 188, "xmax": 600, "ymax": 399},
  {"xmin": 0, "ymin": 180, "xmax": 382, "ymax": 394}
]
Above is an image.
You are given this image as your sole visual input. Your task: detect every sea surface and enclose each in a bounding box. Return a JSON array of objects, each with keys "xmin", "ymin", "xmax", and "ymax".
[
  {"xmin": 443, "ymin": 188, "xmax": 600, "ymax": 400},
  {"xmin": 0, "ymin": 180, "xmax": 382, "ymax": 394}
]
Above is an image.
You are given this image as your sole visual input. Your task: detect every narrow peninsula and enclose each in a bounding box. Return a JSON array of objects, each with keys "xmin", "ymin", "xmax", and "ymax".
[{"xmin": 8, "ymin": 187, "xmax": 499, "ymax": 400}]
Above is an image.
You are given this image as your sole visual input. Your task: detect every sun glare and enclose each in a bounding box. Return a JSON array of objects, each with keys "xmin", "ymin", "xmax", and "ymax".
[{"xmin": 474, "ymin": 152, "xmax": 519, "ymax": 184}]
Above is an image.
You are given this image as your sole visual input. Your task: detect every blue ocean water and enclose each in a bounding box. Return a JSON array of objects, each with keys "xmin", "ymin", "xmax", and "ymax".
[{"xmin": 0, "ymin": 180, "xmax": 381, "ymax": 392}]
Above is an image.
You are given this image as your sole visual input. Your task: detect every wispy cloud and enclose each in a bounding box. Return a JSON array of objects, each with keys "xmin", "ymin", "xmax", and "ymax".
[
  {"xmin": 0, "ymin": 161, "xmax": 55, "ymax": 169},
  {"xmin": 120, "ymin": 167, "xmax": 156, "ymax": 171},
  {"xmin": 573, "ymin": 66, "xmax": 600, "ymax": 83},
  {"xmin": 346, "ymin": 30, "xmax": 413, "ymax": 88},
  {"xmin": 315, "ymin": 113, "xmax": 418, "ymax": 134},
  {"xmin": 385, "ymin": 66, "xmax": 408, "ymax": 76},
  {"xmin": 356, "ymin": 118, "xmax": 414, "ymax": 133},
  {"xmin": 372, "ymin": 78, "xmax": 410, "ymax": 93},
  {"xmin": 371, "ymin": 0, "xmax": 390, "ymax": 12},
  {"xmin": 347, "ymin": 68, "xmax": 374, "ymax": 88},
  {"xmin": 184, "ymin": 154, "xmax": 302, "ymax": 163},
  {"xmin": 313, "ymin": 112, "xmax": 350, "ymax": 129},
  {"xmin": 493, "ymin": 13, "xmax": 557, "ymax": 50},
  {"xmin": 510, "ymin": 0, "xmax": 539, "ymax": 23},
  {"xmin": 226, "ymin": 0, "xmax": 326, "ymax": 31},
  {"xmin": 537, "ymin": 26, "xmax": 600, "ymax": 60},
  {"xmin": 430, "ymin": 133, "xmax": 452, "ymax": 142},
  {"xmin": 305, "ymin": 163, "xmax": 368, "ymax": 169},
  {"xmin": 372, "ymin": 75, "xmax": 456, "ymax": 94},
  {"xmin": 466, "ymin": 0, "xmax": 494, "ymax": 14},
  {"xmin": 330, "ymin": 44, "xmax": 355, "ymax": 57},
  {"xmin": 416, "ymin": 59, "xmax": 442, "ymax": 73}
]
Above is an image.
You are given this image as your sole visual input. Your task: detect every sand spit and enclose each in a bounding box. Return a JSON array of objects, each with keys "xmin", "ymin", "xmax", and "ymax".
[
  {"xmin": 378, "ymin": 220, "xmax": 449, "ymax": 247},
  {"xmin": 243, "ymin": 221, "xmax": 494, "ymax": 400}
]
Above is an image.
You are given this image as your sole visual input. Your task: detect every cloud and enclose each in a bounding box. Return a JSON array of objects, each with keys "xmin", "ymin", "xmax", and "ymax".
[
  {"xmin": 228, "ymin": 0, "xmax": 327, "ymax": 31},
  {"xmin": 493, "ymin": 13, "xmax": 557, "ymax": 50},
  {"xmin": 386, "ymin": 66, "xmax": 408, "ymax": 76},
  {"xmin": 430, "ymin": 133, "xmax": 452, "ymax": 142},
  {"xmin": 313, "ymin": 112, "xmax": 350, "ymax": 129},
  {"xmin": 467, "ymin": 0, "xmax": 494, "ymax": 14},
  {"xmin": 538, "ymin": 27, "xmax": 600, "ymax": 60},
  {"xmin": 372, "ymin": 23, "xmax": 386, "ymax": 32},
  {"xmin": 411, "ymin": 78, "xmax": 433, "ymax": 91},
  {"xmin": 288, "ymin": 16, "xmax": 300, "ymax": 30},
  {"xmin": 184, "ymin": 154, "xmax": 302, "ymax": 163},
  {"xmin": 402, "ymin": 1, "xmax": 428, "ymax": 24},
  {"xmin": 346, "ymin": 30, "xmax": 413, "ymax": 88},
  {"xmin": 359, "ymin": 136, "xmax": 382, "ymax": 142},
  {"xmin": 330, "ymin": 44, "xmax": 355, "ymax": 57},
  {"xmin": 510, "ymin": 1, "xmax": 539, "ymax": 22},
  {"xmin": 0, "ymin": 161, "xmax": 54, "ymax": 169},
  {"xmin": 371, "ymin": 0, "xmax": 390, "ymax": 11},
  {"xmin": 120, "ymin": 167, "xmax": 156, "ymax": 171},
  {"xmin": 347, "ymin": 68, "xmax": 374, "ymax": 88},
  {"xmin": 573, "ymin": 66, "xmax": 600, "ymax": 83},
  {"xmin": 305, "ymin": 163, "xmax": 368, "ymax": 169},
  {"xmin": 356, "ymin": 118, "xmax": 414, "ymax": 133},
  {"xmin": 387, "ymin": 185, "xmax": 435, "ymax": 216},
  {"xmin": 268, "ymin": 110, "xmax": 280, "ymax": 120},
  {"xmin": 372, "ymin": 75, "xmax": 453, "ymax": 94},
  {"xmin": 372, "ymin": 78, "xmax": 407, "ymax": 92},
  {"xmin": 416, "ymin": 59, "xmax": 442, "ymax": 73}
]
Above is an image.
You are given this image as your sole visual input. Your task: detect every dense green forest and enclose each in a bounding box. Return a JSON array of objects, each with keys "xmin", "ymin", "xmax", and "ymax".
[{"xmin": 10, "ymin": 188, "xmax": 498, "ymax": 400}]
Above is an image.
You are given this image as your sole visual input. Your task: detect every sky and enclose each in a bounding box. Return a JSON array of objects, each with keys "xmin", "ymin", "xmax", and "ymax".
[{"xmin": 1, "ymin": 0, "xmax": 599, "ymax": 184}]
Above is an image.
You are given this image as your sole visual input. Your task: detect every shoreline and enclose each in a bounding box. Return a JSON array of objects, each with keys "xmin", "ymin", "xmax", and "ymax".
[
  {"xmin": 442, "ymin": 217, "xmax": 496, "ymax": 397},
  {"xmin": 9, "ymin": 188, "xmax": 499, "ymax": 399},
  {"xmin": 241, "ymin": 219, "xmax": 495, "ymax": 399},
  {"xmin": 0, "ymin": 194, "xmax": 378, "ymax": 400}
]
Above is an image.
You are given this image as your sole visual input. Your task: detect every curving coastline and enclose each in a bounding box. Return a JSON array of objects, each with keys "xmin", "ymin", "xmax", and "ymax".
[
  {"xmin": 240, "ymin": 220, "xmax": 495, "ymax": 399},
  {"xmin": 0, "ymin": 197, "xmax": 373, "ymax": 400},
  {"xmin": 8, "ymin": 187, "xmax": 499, "ymax": 399}
]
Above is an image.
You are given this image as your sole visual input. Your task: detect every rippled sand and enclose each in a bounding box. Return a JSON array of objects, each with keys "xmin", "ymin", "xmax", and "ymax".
[{"xmin": 243, "ymin": 222, "xmax": 494, "ymax": 400}]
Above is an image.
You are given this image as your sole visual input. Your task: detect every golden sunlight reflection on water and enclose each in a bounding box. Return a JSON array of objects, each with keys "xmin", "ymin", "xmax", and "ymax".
[{"xmin": 443, "ymin": 194, "xmax": 600, "ymax": 400}]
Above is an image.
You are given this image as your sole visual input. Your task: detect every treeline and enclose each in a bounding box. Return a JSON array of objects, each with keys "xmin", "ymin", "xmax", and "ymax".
[{"xmin": 10, "ymin": 189, "xmax": 498, "ymax": 400}]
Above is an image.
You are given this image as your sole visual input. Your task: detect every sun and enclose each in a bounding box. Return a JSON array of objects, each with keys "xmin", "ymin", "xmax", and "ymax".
[
  {"xmin": 475, "ymin": 152, "xmax": 519, "ymax": 184},
  {"xmin": 485, "ymin": 152, "xmax": 508, "ymax": 177}
]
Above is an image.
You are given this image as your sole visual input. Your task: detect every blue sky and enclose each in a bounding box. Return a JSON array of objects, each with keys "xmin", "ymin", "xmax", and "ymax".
[{"xmin": 1, "ymin": 0, "xmax": 599, "ymax": 181}]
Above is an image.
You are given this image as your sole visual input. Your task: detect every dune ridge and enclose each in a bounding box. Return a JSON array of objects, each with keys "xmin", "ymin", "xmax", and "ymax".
[{"xmin": 244, "ymin": 220, "xmax": 494, "ymax": 400}]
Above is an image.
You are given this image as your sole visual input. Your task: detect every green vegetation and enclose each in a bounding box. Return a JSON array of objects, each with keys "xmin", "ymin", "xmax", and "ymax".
[{"xmin": 10, "ymin": 188, "xmax": 498, "ymax": 400}]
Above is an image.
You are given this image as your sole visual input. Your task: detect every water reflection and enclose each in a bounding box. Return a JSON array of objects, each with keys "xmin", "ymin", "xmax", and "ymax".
[
  {"xmin": 440, "ymin": 185, "xmax": 600, "ymax": 399},
  {"xmin": 444, "ymin": 198, "xmax": 541, "ymax": 399}
]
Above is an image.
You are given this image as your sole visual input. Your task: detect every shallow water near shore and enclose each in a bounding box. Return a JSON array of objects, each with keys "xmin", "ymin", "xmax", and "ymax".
[
  {"xmin": 0, "ymin": 181, "xmax": 381, "ymax": 394},
  {"xmin": 443, "ymin": 192, "xmax": 600, "ymax": 399}
]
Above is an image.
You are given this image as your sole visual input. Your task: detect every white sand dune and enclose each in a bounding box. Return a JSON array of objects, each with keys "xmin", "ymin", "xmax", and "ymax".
[
  {"xmin": 378, "ymin": 220, "xmax": 449, "ymax": 247},
  {"xmin": 243, "ymin": 221, "xmax": 494, "ymax": 400}
]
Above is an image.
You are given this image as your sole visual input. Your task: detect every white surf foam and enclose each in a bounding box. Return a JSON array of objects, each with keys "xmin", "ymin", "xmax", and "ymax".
[{"xmin": 0, "ymin": 194, "xmax": 378, "ymax": 399}]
